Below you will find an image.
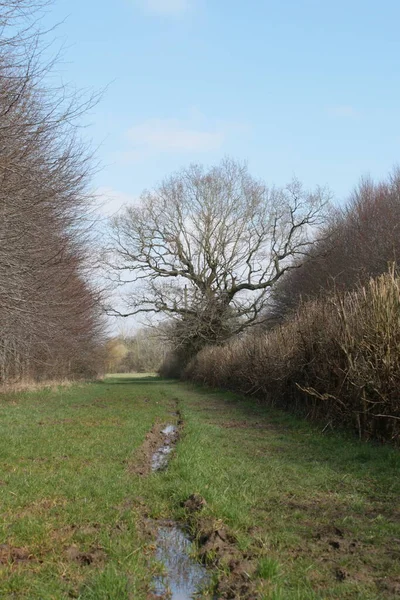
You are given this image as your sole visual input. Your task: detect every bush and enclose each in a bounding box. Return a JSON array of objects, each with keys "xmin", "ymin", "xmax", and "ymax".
[{"xmin": 186, "ymin": 268, "xmax": 400, "ymax": 444}]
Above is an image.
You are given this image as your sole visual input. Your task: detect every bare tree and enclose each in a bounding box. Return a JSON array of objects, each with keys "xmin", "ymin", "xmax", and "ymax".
[
  {"xmin": 0, "ymin": 0, "xmax": 106, "ymax": 384},
  {"xmin": 107, "ymin": 159, "xmax": 330, "ymax": 361},
  {"xmin": 269, "ymin": 169, "xmax": 400, "ymax": 323}
]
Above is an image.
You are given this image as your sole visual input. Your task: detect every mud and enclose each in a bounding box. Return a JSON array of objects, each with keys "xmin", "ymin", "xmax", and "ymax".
[
  {"xmin": 128, "ymin": 422, "xmax": 179, "ymax": 476},
  {"xmin": 65, "ymin": 544, "xmax": 106, "ymax": 565},
  {"xmin": 181, "ymin": 496, "xmax": 258, "ymax": 599},
  {"xmin": 181, "ymin": 494, "xmax": 207, "ymax": 513},
  {"xmin": 377, "ymin": 578, "xmax": 400, "ymax": 595},
  {"xmin": 137, "ymin": 418, "xmax": 257, "ymax": 599},
  {"xmin": 196, "ymin": 521, "xmax": 257, "ymax": 599},
  {"xmin": 135, "ymin": 418, "xmax": 215, "ymax": 599},
  {"xmin": 0, "ymin": 544, "xmax": 33, "ymax": 564}
]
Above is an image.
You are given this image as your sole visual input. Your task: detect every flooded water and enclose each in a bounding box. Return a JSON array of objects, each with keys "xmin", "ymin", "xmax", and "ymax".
[
  {"xmin": 151, "ymin": 424, "xmax": 178, "ymax": 472},
  {"xmin": 153, "ymin": 523, "xmax": 211, "ymax": 599}
]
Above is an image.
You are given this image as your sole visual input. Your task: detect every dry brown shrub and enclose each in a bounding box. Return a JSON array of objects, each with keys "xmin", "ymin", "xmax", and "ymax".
[{"xmin": 186, "ymin": 268, "xmax": 400, "ymax": 443}]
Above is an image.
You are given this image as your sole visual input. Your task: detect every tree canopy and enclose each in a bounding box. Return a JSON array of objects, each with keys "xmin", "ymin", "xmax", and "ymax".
[{"xmin": 107, "ymin": 159, "xmax": 330, "ymax": 358}]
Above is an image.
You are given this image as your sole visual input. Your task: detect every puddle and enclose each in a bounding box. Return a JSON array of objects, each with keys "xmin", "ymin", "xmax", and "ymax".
[
  {"xmin": 162, "ymin": 425, "xmax": 177, "ymax": 435},
  {"xmin": 152, "ymin": 425, "xmax": 178, "ymax": 472},
  {"xmin": 153, "ymin": 523, "xmax": 211, "ymax": 599},
  {"xmin": 150, "ymin": 422, "xmax": 212, "ymax": 597}
]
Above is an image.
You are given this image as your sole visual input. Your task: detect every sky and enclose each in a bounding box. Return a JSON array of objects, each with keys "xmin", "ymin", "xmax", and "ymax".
[{"xmin": 40, "ymin": 0, "xmax": 400, "ymax": 219}]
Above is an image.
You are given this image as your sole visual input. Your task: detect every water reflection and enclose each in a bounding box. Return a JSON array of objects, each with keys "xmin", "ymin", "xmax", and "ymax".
[
  {"xmin": 162, "ymin": 425, "xmax": 176, "ymax": 436},
  {"xmin": 154, "ymin": 524, "xmax": 210, "ymax": 599},
  {"xmin": 152, "ymin": 425, "xmax": 178, "ymax": 472}
]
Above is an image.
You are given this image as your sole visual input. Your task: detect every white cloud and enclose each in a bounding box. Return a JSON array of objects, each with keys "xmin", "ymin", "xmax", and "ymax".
[
  {"xmin": 327, "ymin": 105, "xmax": 359, "ymax": 118},
  {"xmin": 94, "ymin": 187, "xmax": 137, "ymax": 217},
  {"xmin": 118, "ymin": 111, "xmax": 250, "ymax": 163},
  {"xmin": 139, "ymin": 0, "xmax": 190, "ymax": 16},
  {"xmin": 127, "ymin": 117, "xmax": 224, "ymax": 154}
]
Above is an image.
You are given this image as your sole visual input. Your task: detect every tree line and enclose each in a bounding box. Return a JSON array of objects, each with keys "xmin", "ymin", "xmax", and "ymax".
[
  {"xmin": 0, "ymin": 0, "xmax": 105, "ymax": 384},
  {"xmin": 269, "ymin": 171, "xmax": 400, "ymax": 322},
  {"xmin": 105, "ymin": 329, "xmax": 165, "ymax": 374}
]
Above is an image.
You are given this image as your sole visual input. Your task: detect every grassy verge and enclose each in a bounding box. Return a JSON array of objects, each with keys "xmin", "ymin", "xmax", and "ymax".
[{"xmin": 1, "ymin": 375, "xmax": 399, "ymax": 598}]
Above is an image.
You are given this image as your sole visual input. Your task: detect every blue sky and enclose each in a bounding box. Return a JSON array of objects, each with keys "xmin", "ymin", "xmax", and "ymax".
[{"xmin": 42, "ymin": 0, "xmax": 400, "ymax": 215}]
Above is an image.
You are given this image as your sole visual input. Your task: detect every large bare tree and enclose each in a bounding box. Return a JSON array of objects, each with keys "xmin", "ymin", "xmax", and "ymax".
[{"xmin": 107, "ymin": 159, "xmax": 330, "ymax": 358}]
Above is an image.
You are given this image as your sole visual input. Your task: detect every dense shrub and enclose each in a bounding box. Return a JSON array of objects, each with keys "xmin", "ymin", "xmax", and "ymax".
[{"xmin": 186, "ymin": 269, "xmax": 400, "ymax": 444}]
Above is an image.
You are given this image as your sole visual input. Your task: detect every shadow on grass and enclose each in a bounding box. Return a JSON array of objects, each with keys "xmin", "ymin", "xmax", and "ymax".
[
  {"xmin": 100, "ymin": 375, "xmax": 178, "ymax": 385},
  {"xmin": 180, "ymin": 381, "xmax": 400, "ymax": 492}
]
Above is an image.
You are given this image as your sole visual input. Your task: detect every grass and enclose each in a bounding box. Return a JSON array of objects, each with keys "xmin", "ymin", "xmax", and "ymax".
[
  {"xmin": 0, "ymin": 375, "xmax": 400, "ymax": 598},
  {"xmin": 257, "ymin": 557, "xmax": 280, "ymax": 580}
]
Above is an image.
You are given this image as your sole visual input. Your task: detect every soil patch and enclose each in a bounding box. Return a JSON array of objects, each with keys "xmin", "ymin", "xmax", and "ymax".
[
  {"xmin": 182, "ymin": 495, "xmax": 258, "ymax": 599},
  {"xmin": 127, "ymin": 420, "xmax": 180, "ymax": 476},
  {"xmin": 0, "ymin": 544, "xmax": 33, "ymax": 565},
  {"xmin": 196, "ymin": 520, "xmax": 257, "ymax": 599},
  {"xmin": 127, "ymin": 422, "xmax": 165, "ymax": 476},
  {"xmin": 65, "ymin": 544, "xmax": 106, "ymax": 565}
]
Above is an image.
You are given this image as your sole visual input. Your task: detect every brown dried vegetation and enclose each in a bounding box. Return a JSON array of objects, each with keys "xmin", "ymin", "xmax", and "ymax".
[
  {"xmin": 187, "ymin": 268, "xmax": 400, "ymax": 443},
  {"xmin": 0, "ymin": 0, "xmax": 105, "ymax": 385}
]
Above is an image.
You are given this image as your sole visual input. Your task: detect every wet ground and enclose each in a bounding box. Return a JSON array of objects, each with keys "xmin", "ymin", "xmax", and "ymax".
[
  {"xmin": 152, "ymin": 425, "xmax": 178, "ymax": 472},
  {"xmin": 153, "ymin": 522, "xmax": 211, "ymax": 599},
  {"xmin": 150, "ymin": 425, "xmax": 212, "ymax": 599}
]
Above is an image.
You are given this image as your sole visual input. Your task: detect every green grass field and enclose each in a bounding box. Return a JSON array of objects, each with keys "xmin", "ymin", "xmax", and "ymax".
[{"xmin": 0, "ymin": 375, "xmax": 399, "ymax": 599}]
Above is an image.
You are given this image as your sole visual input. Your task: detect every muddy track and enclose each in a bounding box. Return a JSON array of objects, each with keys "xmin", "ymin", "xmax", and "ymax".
[
  {"xmin": 127, "ymin": 411, "xmax": 182, "ymax": 476},
  {"xmin": 182, "ymin": 495, "xmax": 259, "ymax": 600},
  {"xmin": 132, "ymin": 406, "xmax": 260, "ymax": 599}
]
